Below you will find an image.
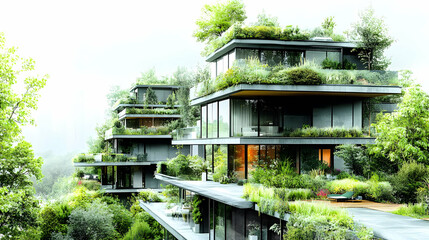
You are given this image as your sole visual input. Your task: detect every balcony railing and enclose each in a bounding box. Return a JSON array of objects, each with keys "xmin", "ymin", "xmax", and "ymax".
[
  {"xmin": 172, "ymin": 126, "xmax": 200, "ymax": 140},
  {"xmin": 73, "ymin": 153, "xmax": 149, "ymax": 163}
]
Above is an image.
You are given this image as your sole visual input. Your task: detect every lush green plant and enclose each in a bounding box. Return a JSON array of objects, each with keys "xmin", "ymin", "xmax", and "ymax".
[
  {"xmin": 286, "ymin": 127, "xmax": 364, "ymax": 138},
  {"xmin": 108, "ymin": 203, "xmax": 133, "ymax": 236},
  {"xmin": 192, "ymin": 194, "xmax": 203, "ymax": 224},
  {"xmin": 193, "ymin": 0, "xmax": 246, "ymax": 44},
  {"xmin": 348, "ymin": 7, "xmax": 394, "ymax": 70},
  {"xmin": 112, "ymin": 125, "xmax": 170, "ymax": 135},
  {"xmin": 286, "ymin": 67, "xmax": 322, "ymax": 85},
  {"xmin": 164, "ymin": 154, "xmax": 194, "ymax": 178},
  {"xmin": 390, "ymin": 161, "xmax": 429, "ymax": 203},
  {"xmin": 72, "ymin": 154, "xmax": 95, "ymax": 163},
  {"xmin": 40, "ymin": 201, "xmax": 72, "ymax": 240},
  {"xmin": 286, "ymin": 201, "xmax": 373, "ymax": 240},
  {"xmin": 143, "ymin": 87, "xmax": 158, "ymax": 105},
  {"xmin": 66, "ymin": 200, "xmax": 118, "ymax": 240},
  {"xmin": 252, "ymin": 11, "xmax": 279, "ymax": 27},
  {"xmin": 122, "ymin": 220, "xmax": 152, "ymax": 240},
  {"xmin": 126, "ymin": 107, "xmax": 179, "ymax": 115},
  {"xmin": 371, "ymin": 85, "xmax": 429, "ymax": 166},
  {"xmin": 212, "ymin": 148, "xmax": 228, "ymax": 183},
  {"xmin": 392, "ymin": 203, "xmax": 429, "ymax": 219},
  {"xmin": 162, "ymin": 184, "xmax": 180, "ymax": 207},
  {"xmin": 137, "ymin": 190, "xmax": 162, "ymax": 202},
  {"xmin": 327, "ymin": 178, "xmax": 394, "ymax": 202},
  {"xmin": 334, "ymin": 145, "xmax": 369, "ymax": 176}
]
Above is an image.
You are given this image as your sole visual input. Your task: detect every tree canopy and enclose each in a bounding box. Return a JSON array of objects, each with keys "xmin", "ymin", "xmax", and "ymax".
[
  {"xmin": 0, "ymin": 32, "xmax": 47, "ymax": 238},
  {"xmin": 193, "ymin": 0, "xmax": 246, "ymax": 43},
  {"xmin": 348, "ymin": 8, "xmax": 394, "ymax": 70},
  {"xmin": 371, "ymin": 85, "xmax": 429, "ymax": 166}
]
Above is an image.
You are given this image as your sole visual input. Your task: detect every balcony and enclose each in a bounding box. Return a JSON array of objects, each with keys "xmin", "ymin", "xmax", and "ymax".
[
  {"xmin": 73, "ymin": 153, "xmax": 157, "ymax": 167},
  {"xmin": 104, "ymin": 126, "xmax": 171, "ymax": 140},
  {"xmin": 172, "ymin": 126, "xmax": 200, "ymax": 140},
  {"xmin": 190, "ymin": 67, "xmax": 399, "ymax": 100},
  {"xmin": 118, "ymin": 107, "xmax": 181, "ymax": 120}
]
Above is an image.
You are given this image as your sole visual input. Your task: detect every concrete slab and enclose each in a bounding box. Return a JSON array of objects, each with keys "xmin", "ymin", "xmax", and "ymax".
[{"xmin": 347, "ymin": 208, "xmax": 429, "ymax": 240}]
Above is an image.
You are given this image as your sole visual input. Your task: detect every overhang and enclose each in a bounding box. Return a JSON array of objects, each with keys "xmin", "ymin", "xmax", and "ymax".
[
  {"xmin": 172, "ymin": 137, "xmax": 375, "ymax": 146},
  {"xmin": 105, "ymin": 134, "xmax": 172, "ymax": 141},
  {"xmin": 130, "ymin": 85, "xmax": 180, "ymax": 92},
  {"xmin": 74, "ymin": 162, "xmax": 157, "ymax": 167},
  {"xmin": 119, "ymin": 114, "xmax": 181, "ymax": 121},
  {"xmin": 155, "ymin": 174, "xmax": 254, "ymax": 209},
  {"xmin": 191, "ymin": 84, "xmax": 401, "ymax": 106}
]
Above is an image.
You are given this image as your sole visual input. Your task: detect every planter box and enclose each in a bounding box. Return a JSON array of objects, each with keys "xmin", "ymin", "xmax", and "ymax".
[{"xmin": 192, "ymin": 223, "xmax": 201, "ymax": 233}]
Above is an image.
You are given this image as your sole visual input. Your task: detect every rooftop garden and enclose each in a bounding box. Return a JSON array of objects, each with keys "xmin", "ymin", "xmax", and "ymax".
[
  {"xmin": 124, "ymin": 107, "xmax": 180, "ymax": 115},
  {"xmin": 195, "ymin": 59, "xmax": 399, "ymax": 98},
  {"xmin": 110, "ymin": 125, "xmax": 170, "ymax": 136},
  {"xmin": 72, "ymin": 153, "xmax": 149, "ymax": 163}
]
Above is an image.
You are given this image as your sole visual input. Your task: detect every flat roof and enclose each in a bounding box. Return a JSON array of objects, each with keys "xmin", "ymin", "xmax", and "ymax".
[
  {"xmin": 140, "ymin": 202, "xmax": 209, "ymax": 240},
  {"xmin": 173, "ymin": 137, "xmax": 375, "ymax": 146},
  {"xmin": 130, "ymin": 85, "xmax": 180, "ymax": 92},
  {"xmin": 74, "ymin": 162, "xmax": 157, "ymax": 167},
  {"xmin": 191, "ymin": 84, "xmax": 402, "ymax": 106},
  {"xmin": 105, "ymin": 134, "xmax": 172, "ymax": 140},
  {"xmin": 206, "ymin": 39, "xmax": 357, "ymax": 62},
  {"xmin": 113, "ymin": 104, "xmax": 181, "ymax": 111},
  {"xmin": 155, "ymin": 174, "xmax": 254, "ymax": 209}
]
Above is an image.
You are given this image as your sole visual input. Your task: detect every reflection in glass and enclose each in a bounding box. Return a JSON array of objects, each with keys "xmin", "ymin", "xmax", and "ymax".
[
  {"xmin": 284, "ymin": 51, "xmax": 304, "ymax": 67},
  {"xmin": 232, "ymin": 99, "xmax": 258, "ymax": 137},
  {"xmin": 202, "ymin": 106, "xmax": 207, "ymax": 138},
  {"xmin": 208, "ymin": 103, "xmax": 218, "ymax": 138},
  {"xmin": 218, "ymin": 99, "xmax": 230, "ymax": 138},
  {"xmin": 215, "ymin": 202, "xmax": 225, "ymax": 240},
  {"xmin": 261, "ymin": 50, "xmax": 284, "ymax": 66},
  {"xmin": 301, "ymin": 147, "xmax": 320, "ymax": 173},
  {"xmin": 229, "ymin": 145, "xmax": 245, "ymax": 180},
  {"xmin": 247, "ymin": 145, "xmax": 259, "ymax": 175}
]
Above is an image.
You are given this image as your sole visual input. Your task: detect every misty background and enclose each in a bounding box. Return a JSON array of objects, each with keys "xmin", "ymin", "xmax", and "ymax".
[{"xmin": 0, "ymin": 0, "xmax": 427, "ymax": 167}]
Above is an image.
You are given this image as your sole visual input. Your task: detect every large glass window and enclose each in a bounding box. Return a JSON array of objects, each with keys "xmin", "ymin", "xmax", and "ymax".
[
  {"xmin": 259, "ymin": 99, "xmax": 282, "ymax": 136},
  {"xmin": 319, "ymin": 149, "xmax": 332, "ymax": 167},
  {"xmin": 206, "ymin": 145, "xmax": 213, "ymax": 174},
  {"xmin": 306, "ymin": 51, "xmax": 326, "ymax": 65},
  {"xmin": 201, "ymin": 106, "xmax": 207, "ymax": 138},
  {"xmin": 261, "ymin": 50, "xmax": 284, "ymax": 66},
  {"xmin": 284, "ymin": 51, "xmax": 304, "ymax": 67},
  {"xmin": 327, "ymin": 51, "xmax": 341, "ymax": 62},
  {"xmin": 218, "ymin": 99, "xmax": 230, "ymax": 137},
  {"xmin": 228, "ymin": 145, "xmax": 245, "ymax": 180},
  {"xmin": 236, "ymin": 48, "xmax": 260, "ymax": 61},
  {"xmin": 215, "ymin": 202, "xmax": 225, "ymax": 240},
  {"xmin": 300, "ymin": 147, "xmax": 322, "ymax": 173},
  {"xmin": 232, "ymin": 99, "xmax": 258, "ymax": 137},
  {"xmin": 247, "ymin": 145, "xmax": 259, "ymax": 175},
  {"xmin": 228, "ymin": 50, "xmax": 236, "ymax": 69},
  {"xmin": 213, "ymin": 145, "xmax": 228, "ymax": 180},
  {"xmin": 208, "ymin": 103, "xmax": 218, "ymax": 138}
]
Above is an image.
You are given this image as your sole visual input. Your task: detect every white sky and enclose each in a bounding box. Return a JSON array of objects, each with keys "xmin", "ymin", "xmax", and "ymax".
[{"xmin": 0, "ymin": 0, "xmax": 427, "ymax": 155}]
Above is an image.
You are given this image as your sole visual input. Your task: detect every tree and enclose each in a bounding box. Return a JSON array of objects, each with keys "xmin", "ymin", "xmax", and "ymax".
[
  {"xmin": 252, "ymin": 11, "xmax": 280, "ymax": 27},
  {"xmin": 106, "ymin": 85, "xmax": 129, "ymax": 107},
  {"xmin": 371, "ymin": 85, "xmax": 429, "ymax": 166},
  {"xmin": 0, "ymin": 32, "xmax": 47, "ymax": 238},
  {"xmin": 144, "ymin": 87, "xmax": 158, "ymax": 105},
  {"xmin": 334, "ymin": 145, "xmax": 369, "ymax": 176},
  {"xmin": 348, "ymin": 8, "xmax": 394, "ymax": 70},
  {"xmin": 193, "ymin": 0, "xmax": 246, "ymax": 43}
]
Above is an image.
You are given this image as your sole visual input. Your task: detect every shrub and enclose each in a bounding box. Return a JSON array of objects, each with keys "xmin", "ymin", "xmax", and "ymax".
[
  {"xmin": 391, "ymin": 161, "xmax": 429, "ymax": 203},
  {"xmin": 122, "ymin": 220, "xmax": 152, "ymax": 240},
  {"xmin": 165, "ymin": 154, "xmax": 195, "ymax": 178},
  {"xmin": 334, "ymin": 144, "xmax": 369, "ymax": 176},
  {"xmin": 40, "ymin": 201, "xmax": 72, "ymax": 240},
  {"xmin": 108, "ymin": 203, "xmax": 133, "ymax": 236},
  {"xmin": 137, "ymin": 190, "xmax": 162, "ymax": 202},
  {"xmin": 133, "ymin": 211, "xmax": 164, "ymax": 240},
  {"xmin": 72, "ymin": 154, "xmax": 95, "ymax": 163},
  {"xmin": 67, "ymin": 200, "xmax": 118, "ymax": 240},
  {"xmin": 192, "ymin": 195, "xmax": 203, "ymax": 224},
  {"xmin": 286, "ymin": 67, "xmax": 322, "ymax": 85},
  {"xmin": 392, "ymin": 203, "xmax": 429, "ymax": 218}
]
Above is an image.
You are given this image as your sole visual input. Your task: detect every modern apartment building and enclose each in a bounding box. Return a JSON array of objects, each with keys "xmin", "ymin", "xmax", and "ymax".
[
  {"xmin": 140, "ymin": 38, "xmax": 401, "ymax": 240},
  {"xmin": 74, "ymin": 85, "xmax": 189, "ymax": 193}
]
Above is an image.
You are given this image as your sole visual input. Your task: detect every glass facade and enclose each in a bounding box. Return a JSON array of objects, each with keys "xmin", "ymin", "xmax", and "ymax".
[
  {"xmin": 228, "ymin": 145, "xmax": 245, "ymax": 180},
  {"xmin": 235, "ymin": 48, "xmax": 303, "ymax": 67},
  {"xmin": 306, "ymin": 50, "xmax": 341, "ymax": 65},
  {"xmin": 201, "ymin": 106, "xmax": 207, "ymax": 138},
  {"xmin": 231, "ymin": 99, "xmax": 258, "ymax": 137},
  {"xmin": 218, "ymin": 99, "xmax": 230, "ymax": 138},
  {"xmin": 208, "ymin": 103, "xmax": 218, "ymax": 138}
]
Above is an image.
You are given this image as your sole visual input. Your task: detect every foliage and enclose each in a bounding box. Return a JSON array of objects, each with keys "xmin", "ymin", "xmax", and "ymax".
[
  {"xmin": 285, "ymin": 67, "xmax": 322, "ymax": 85},
  {"xmin": 136, "ymin": 68, "xmax": 169, "ymax": 85},
  {"xmin": 390, "ymin": 161, "xmax": 429, "ymax": 203},
  {"xmin": 212, "ymin": 148, "xmax": 228, "ymax": 182},
  {"xmin": 72, "ymin": 153, "xmax": 95, "ymax": 163},
  {"xmin": 327, "ymin": 178, "xmax": 394, "ymax": 202},
  {"xmin": 348, "ymin": 7, "xmax": 394, "ymax": 70},
  {"xmin": 126, "ymin": 107, "xmax": 179, "ymax": 115},
  {"xmin": 322, "ymin": 58, "xmax": 356, "ymax": 70},
  {"xmin": 130, "ymin": 211, "xmax": 164, "ymax": 240},
  {"xmin": 136, "ymin": 190, "xmax": 162, "ymax": 202},
  {"xmin": 162, "ymin": 184, "xmax": 180, "ymax": 207},
  {"xmin": 112, "ymin": 125, "xmax": 170, "ymax": 135},
  {"xmin": 196, "ymin": 59, "xmax": 398, "ymax": 97},
  {"xmin": 392, "ymin": 203, "xmax": 429, "ymax": 219},
  {"xmin": 108, "ymin": 203, "xmax": 133, "ymax": 236},
  {"xmin": 334, "ymin": 145, "xmax": 369, "ymax": 176},
  {"xmin": 144, "ymin": 87, "xmax": 158, "ymax": 105},
  {"xmin": 286, "ymin": 127, "xmax": 364, "ymax": 138},
  {"xmin": 192, "ymin": 194, "xmax": 203, "ymax": 224},
  {"xmin": 193, "ymin": 0, "xmax": 246, "ymax": 43},
  {"xmin": 286, "ymin": 202, "xmax": 373, "ymax": 240},
  {"xmin": 251, "ymin": 11, "xmax": 280, "ymax": 27},
  {"xmin": 166, "ymin": 92, "xmax": 176, "ymax": 109},
  {"xmin": 0, "ymin": 33, "xmax": 47, "ymax": 237},
  {"xmin": 122, "ymin": 220, "xmax": 152, "ymax": 240},
  {"xmin": 309, "ymin": 16, "xmax": 346, "ymax": 42},
  {"xmin": 106, "ymin": 85, "xmax": 129, "ymax": 108},
  {"xmin": 66, "ymin": 200, "xmax": 118, "ymax": 240},
  {"xmin": 371, "ymin": 85, "xmax": 429, "ymax": 166},
  {"xmin": 40, "ymin": 201, "xmax": 72, "ymax": 240}
]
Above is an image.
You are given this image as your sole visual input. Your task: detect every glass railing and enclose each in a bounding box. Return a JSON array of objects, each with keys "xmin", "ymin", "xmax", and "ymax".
[
  {"xmin": 172, "ymin": 126, "xmax": 200, "ymax": 140},
  {"xmin": 105, "ymin": 126, "xmax": 170, "ymax": 137}
]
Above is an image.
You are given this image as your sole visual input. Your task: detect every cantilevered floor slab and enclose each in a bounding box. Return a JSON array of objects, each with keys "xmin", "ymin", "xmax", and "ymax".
[
  {"xmin": 173, "ymin": 137, "xmax": 375, "ymax": 146},
  {"xmin": 191, "ymin": 84, "xmax": 401, "ymax": 106},
  {"xmin": 73, "ymin": 162, "xmax": 156, "ymax": 167},
  {"xmin": 155, "ymin": 174, "xmax": 254, "ymax": 209},
  {"xmin": 105, "ymin": 134, "xmax": 172, "ymax": 141},
  {"xmin": 140, "ymin": 202, "xmax": 209, "ymax": 240}
]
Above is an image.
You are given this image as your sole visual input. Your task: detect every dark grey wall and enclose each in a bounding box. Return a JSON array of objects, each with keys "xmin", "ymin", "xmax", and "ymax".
[{"xmin": 136, "ymin": 87, "xmax": 175, "ymax": 103}]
